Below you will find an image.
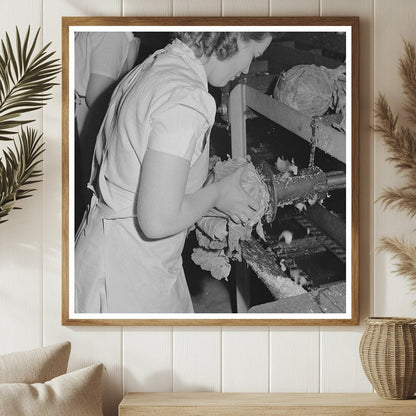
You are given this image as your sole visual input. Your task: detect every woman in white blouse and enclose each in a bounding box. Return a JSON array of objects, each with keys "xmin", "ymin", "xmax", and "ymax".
[{"xmin": 75, "ymin": 32, "xmax": 272, "ymax": 313}]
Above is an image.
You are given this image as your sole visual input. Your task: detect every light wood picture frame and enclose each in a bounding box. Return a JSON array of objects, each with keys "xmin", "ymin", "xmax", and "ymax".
[{"xmin": 62, "ymin": 16, "xmax": 359, "ymax": 326}]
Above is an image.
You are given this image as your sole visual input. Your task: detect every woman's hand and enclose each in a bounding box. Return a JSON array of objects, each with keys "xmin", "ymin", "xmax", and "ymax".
[
  {"xmin": 214, "ymin": 165, "xmax": 259, "ymax": 224},
  {"xmin": 138, "ymin": 151, "xmax": 259, "ymax": 240}
]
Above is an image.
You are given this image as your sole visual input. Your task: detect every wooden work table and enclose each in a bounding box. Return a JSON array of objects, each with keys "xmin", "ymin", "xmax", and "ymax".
[{"xmin": 119, "ymin": 392, "xmax": 416, "ymax": 415}]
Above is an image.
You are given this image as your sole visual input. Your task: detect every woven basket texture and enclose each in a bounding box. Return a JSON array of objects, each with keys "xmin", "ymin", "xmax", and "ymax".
[{"xmin": 359, "ymin": 317, "xmax": 416, "ymax": 399}]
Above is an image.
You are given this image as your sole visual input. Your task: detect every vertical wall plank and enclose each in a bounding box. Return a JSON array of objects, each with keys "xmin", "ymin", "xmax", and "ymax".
[
  {"xmin": 320, "ymin": 0, "xmax": 375, "ymax": 393},
  {"xmin": 42, "ymin": 2, "xmax": 123, "ymax": 415},
  {"xmin": 373, "ymin": 0, "xmax": 416, "ymax": 317},
  {"xmin": 124, "ymin": 328, "xmax": 173, "ymax": 393},
  {"xmin": 0, "ymin": 0, "xmax": 41, "ymax": 33},
  {"xmin": 222, "ymin": 0, "xmax": 269, "ymax": 16},
  {"xmin": 49, "ymin": 0, "xmax": 124, "ymax": 15},
  {"xmin": 173, "ymin": 0, "xmax": 221, "ymax": 16},
  {"xmin": 0, "ymin": 0, "xmax": 43, "ymax": 355},
  {"xmin": 320, "ymin": 328, "xmax": 373, "ymax": 392},
  {"xmin": 123, "ymin": 0, "xmax": 172, "ymax": 16},
  {"xmin": 222, "ymin": 327, "xmax": 269, "ymax": 392},
  {"xmin": 270, "ymin": 328, "xmax": 320, "ymax": 392},
  {"xmin": 173, "ymin": 327, "xmax": 221, "ymax": 391},
  {"xmin": 270, "ymin": 0, "xmax": 320, "ymax": 16}
]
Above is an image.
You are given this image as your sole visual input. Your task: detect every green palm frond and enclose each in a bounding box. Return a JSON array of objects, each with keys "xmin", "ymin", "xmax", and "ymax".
[
  {"xmin": 0, "ymin": 27, "xmax": 61, "ymax": 141},
  {"xmin": 0, "ymin": 127, "xmax": 44, "ymax": 223}
]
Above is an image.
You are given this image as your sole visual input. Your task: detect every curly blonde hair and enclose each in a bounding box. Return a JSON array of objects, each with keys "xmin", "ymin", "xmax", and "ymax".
[{"xmin": 176, "ymin": 32, "xmax": 271, "ymax": 61}]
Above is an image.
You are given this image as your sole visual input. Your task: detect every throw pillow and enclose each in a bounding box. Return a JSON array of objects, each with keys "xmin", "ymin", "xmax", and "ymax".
[
  {"xmin": 0, "ymin": 363, "xmax": 104, "ymax": 416},
  {"xmin": 0, "ymin": 341, "xmax": 71, "ymax": 384}
]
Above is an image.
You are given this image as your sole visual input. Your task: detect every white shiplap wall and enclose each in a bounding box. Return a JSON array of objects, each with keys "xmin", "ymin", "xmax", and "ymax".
[{"xmin": 1, "ymin": 1, "xmax": 416, "ymax": 415}]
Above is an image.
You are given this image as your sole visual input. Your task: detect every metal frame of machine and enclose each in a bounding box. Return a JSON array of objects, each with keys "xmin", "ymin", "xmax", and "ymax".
[{"xmin": 227, "ymin": 26, "xmax": 359, "ymax": 324}]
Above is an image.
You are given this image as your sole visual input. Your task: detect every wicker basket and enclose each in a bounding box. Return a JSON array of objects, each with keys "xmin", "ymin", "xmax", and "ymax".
[{"xmin": 359, "ymin": 317, "xmax": 416, "ymax": 399}]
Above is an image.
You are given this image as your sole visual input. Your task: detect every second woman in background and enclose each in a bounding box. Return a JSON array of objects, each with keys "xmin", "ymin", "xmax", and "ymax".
[{"xmin": 74, "ymin": 32, "xmax": 140, "ymax": 228}]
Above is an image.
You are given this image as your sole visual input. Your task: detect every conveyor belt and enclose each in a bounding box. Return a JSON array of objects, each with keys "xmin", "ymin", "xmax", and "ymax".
[
  {"xmin": 269, "ymin": 235, "xmax": 328, "ymax": 258},
  {"xmin": 293, "ymin": 215, "xmax": 346, "ymax": 264}
]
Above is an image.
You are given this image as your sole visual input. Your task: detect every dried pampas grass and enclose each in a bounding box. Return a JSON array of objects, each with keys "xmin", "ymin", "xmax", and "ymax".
[
  {"xmin": 378, "ymin": 237, "xmax": 416, "ymax": 293},
  {"xmin": 375, "ymin": 40, "xmax": 416, "ymax": 298}
]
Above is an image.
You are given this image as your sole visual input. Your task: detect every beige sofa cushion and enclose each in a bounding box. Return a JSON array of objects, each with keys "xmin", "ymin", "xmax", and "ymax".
[
  {"xmin": 0, "ymin": 363, "xmax": 104, "ymax": 416},
  {"xmin": 0, "ymin": 341, "xmax": 71, "ymax": 384}
]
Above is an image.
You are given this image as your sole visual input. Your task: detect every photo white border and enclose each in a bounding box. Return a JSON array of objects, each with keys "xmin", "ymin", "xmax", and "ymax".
[{"xmin": 65, "ymin": 22, "xmax": 355, "ymax": 323}]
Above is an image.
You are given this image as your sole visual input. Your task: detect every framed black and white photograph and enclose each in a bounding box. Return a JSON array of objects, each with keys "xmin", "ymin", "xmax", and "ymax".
[{"xmin": 62, "ymin": 16, "xmax": 359, "ymax": 326}]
